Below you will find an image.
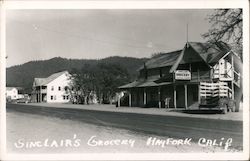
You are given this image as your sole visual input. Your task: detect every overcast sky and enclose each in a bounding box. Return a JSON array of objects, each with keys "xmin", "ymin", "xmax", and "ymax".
[{"xmin": 6, "ymin": 9, "xmax": 214, "ymax": 67}]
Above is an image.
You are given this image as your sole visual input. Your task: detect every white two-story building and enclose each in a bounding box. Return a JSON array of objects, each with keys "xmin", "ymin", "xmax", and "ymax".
[{"xmin": 32, "ymin": 71, "xmax": 72, "ymax": 103}]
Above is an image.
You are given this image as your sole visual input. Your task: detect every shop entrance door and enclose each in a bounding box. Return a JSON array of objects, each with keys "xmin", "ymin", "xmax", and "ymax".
[{"xmin": 176, "ymin": 85, "xmax": 185, "ymax": 108}]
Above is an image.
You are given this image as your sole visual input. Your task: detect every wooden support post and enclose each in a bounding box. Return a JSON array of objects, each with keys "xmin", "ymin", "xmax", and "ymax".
[
  {"xmin": 158, "ymin": 86, "xmax": 161, "ymax": 108},
  {"xmin": 210, "ymin": 68, "xmax": 213, "ymax": 81},
  {"xmin": 184, "ymin": 84, "xmax": 188, "ymax": 109},
  {"xmin": 40, "ymin": 86, "xmax": 42, "ymax": 102},
  {"xmin": 231, "ymin": 54, "xmax": 235, "ymax": 99},
  {"xmin": 143, "ymin": 88, "xmax": 147, "ymax": 106},
  {"xmin": 117, "ymin": 94, "xmax": 120, "ymax": 107},
  {"xmin": 198, "ymin": 83, "xmax": 201, "ymax": 104},
  {"xmin": 231, "ymin": 82, "xmax": 234, "ymax": 99},
  {"xmin": 129, "ymin": 90, "xmax": 132, "ymax": 107},
  {"xmin": 197, "ymin": 69, "xmax": 200, "ymax": 81},
  {"xmin": 174, "ymin": 86, "xmax": 177, "ymax": 109},
  {"xmin": 219, "ymin": 60, "xmax": 221, "ymax": 80},
  {"xmin": 232, "ymin": 53, "xmax": 234, "ymax": 80}
]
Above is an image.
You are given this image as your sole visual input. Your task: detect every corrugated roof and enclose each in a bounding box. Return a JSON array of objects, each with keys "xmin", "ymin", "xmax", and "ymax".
[
  {"xmin": 140, "ymin": 42, "xmax": 231, "ymax": 71},
  {"xmin": 120, "ymin": 41, "xmax": 233, "ymax": 89},
  {"xmin": 138, "ymin": 50, "xmax": 182, "ymax": 70},
  {"xmin": 119, "ymin": 78, "xmax": 173, "ymax": 89},
  {"xmin": 169, "ymin": 47, "xmax": 186, "ymax": 73},
  {"xmin": 118, "ymin": 81, "xmax": 141, "ymax": 89},
  {"xmin": 137, "ymin": 77, "xmax": 159, "ymax": 87},
  {"xmin": 119, "ymin": 77, "xmax": 167, "ymax": 89},
  {"xmin": 189, "ymin": 41, "xmax": 231, "ymax": 64},
  {"xmin": 33, "ymin": 71, "xmax": 69, "ymax": 86}
]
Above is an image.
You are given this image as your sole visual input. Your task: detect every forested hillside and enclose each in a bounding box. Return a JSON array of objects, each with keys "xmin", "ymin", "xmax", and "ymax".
[{"xmin": 6, "ymin": 56, "xmax": 148, "ymax": 93}]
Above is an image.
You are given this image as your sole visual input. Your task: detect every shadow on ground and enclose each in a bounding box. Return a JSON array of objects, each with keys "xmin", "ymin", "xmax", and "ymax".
[{"xmin": 169, "ymin": 109, "xmax": 223, "ymax": 114}]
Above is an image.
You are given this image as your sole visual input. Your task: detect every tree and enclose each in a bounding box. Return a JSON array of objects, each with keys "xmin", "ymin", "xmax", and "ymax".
[
  {"xmin": 69, "ymin": 65, "xmax": 97, "ymax": 104},
  {"xmin": 95, "ymin": 63, "xmax": 130, "ymax": 104},
  {"xmin": 151, "ymin": 52, "xmax": 166, "ymax": 58},
  {"xmin": 203, "ymin": 9, "xmax": 243, "ymax": 56},
  {"xmin": 69, "ymin": 63, "xmax": 130, "ymax": 104},
  {"xmin": 203, "ymin": 9, "xmax": 243, "ymax": 110}
]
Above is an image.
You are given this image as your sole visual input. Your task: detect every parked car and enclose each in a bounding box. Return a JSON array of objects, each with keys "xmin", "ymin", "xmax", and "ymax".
[
  {"xmin": 16, "ymin": 98, "xmax": 28, "ymax": 103},
  {"xmin": 16, "ymin": 95, "xmax": 30, "ymax": 103}
]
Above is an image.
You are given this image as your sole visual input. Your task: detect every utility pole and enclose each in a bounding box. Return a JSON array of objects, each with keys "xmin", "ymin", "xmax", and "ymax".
[{"xmin": 186, "ymin": 23, "xmax": 189, "ymax": 48}]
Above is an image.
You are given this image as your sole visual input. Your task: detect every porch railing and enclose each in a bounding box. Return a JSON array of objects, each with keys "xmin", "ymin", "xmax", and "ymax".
[{"xmin": 200, "ymin": 82, "xmax": 231, "ymax": 98}]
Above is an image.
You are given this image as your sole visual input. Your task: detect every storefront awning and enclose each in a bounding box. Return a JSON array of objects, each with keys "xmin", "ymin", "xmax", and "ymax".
[
  {"xmin": 118, "ymin": 81, "xmax": 141, "ymax": 89},
  {"xmin": 119, "ymin": 77, "xmax": 173, "ymax": 89}
]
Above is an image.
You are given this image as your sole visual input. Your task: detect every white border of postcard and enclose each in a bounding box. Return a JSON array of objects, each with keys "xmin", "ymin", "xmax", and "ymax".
[{"xmin": 0, "ymin": 0, "xmax": 249, "ymax": 160}]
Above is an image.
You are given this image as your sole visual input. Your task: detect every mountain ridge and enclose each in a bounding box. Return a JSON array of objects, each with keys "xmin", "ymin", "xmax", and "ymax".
[{"xmin": 7, "ymin": 56, "xmax": 148, "ymax": 93}]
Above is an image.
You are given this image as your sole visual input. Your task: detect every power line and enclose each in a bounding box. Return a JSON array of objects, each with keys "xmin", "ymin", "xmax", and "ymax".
[{"xmin": 14, "ymin": 21, "xmax": 168, "ymax": 51}]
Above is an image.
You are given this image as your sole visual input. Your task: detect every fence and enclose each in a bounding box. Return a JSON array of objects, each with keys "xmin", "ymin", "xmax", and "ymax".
[{"xmin": 200, "ymin": 82, "xmax": 230, "ymax": 98}]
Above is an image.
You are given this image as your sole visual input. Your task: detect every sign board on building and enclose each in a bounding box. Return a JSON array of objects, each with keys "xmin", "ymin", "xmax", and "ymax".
[{"xmin": 175, "ymin": 70, "xmax": 191, "ymax": 80}]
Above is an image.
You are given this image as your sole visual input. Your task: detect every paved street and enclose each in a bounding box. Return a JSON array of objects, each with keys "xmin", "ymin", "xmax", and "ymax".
[
  {"xmin": 25, "ymin": 102, "xmax": 243, "ymax": 121},
  {"xmin": 6, "ymin": 103, "xmax": 243, "ymax": 153}
]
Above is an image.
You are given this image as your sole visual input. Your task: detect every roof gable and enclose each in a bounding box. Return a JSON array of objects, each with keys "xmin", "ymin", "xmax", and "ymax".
[
  {"xmin": 181, "ymin": 45, "xmax": 206, "ymax": 64},
  {"xmin": 138, "ymin": 41, "xmax": 231, "ymax": 73},
  {"xmin": 33, "ymin": 71, "xmax": 69, "ymax": 86},
  {"xmin": 189, "ymin": 41, "xmax": 231, "ymax": 64},
  {"xmin": 170, "ymin": 42, "xmax": 231, "ymax": 73}
]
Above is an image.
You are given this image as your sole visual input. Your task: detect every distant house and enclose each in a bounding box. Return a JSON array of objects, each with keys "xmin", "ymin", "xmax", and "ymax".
[
  {"xmin": 119, "ymin": 41, "xmax": 242, "ymax": 109},
  {"xmin": 32, "ymin": 71, "xmax": 72, "ymax": 103},
  {"xmin": 6, "ymin": 87, "xmax": 18, "ymax": 100}
]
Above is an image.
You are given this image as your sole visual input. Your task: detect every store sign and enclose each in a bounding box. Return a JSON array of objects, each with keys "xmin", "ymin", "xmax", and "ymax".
[{"xmin": 175, "ymin": 70, "xmax": 191, "ymax": 80}]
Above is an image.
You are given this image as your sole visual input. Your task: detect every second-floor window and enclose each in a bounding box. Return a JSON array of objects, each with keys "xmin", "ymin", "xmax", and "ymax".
[
  {"xmin": 58, "ymin": 86, "xmax": 61, "ymax": 91},
  {"xmin": 51, "ymin": 86, "xmax": 54, "ymax": 91}
]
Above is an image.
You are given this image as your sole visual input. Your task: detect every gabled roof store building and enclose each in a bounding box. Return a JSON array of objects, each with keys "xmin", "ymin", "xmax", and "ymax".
[{"xmin": 118, "ymin": 42, "xmax": 242, "ymax": 109}]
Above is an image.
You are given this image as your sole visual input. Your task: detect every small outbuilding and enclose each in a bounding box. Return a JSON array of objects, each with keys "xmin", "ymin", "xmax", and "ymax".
[{"xmin": 6, "ymin": 87, "xmax": 18, "ymax": 100}]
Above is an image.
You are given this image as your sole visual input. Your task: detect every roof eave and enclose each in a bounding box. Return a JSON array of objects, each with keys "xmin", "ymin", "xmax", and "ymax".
[{"xmin": 188, "ymin": 42, "xmax": 212, "ymax": 69}]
